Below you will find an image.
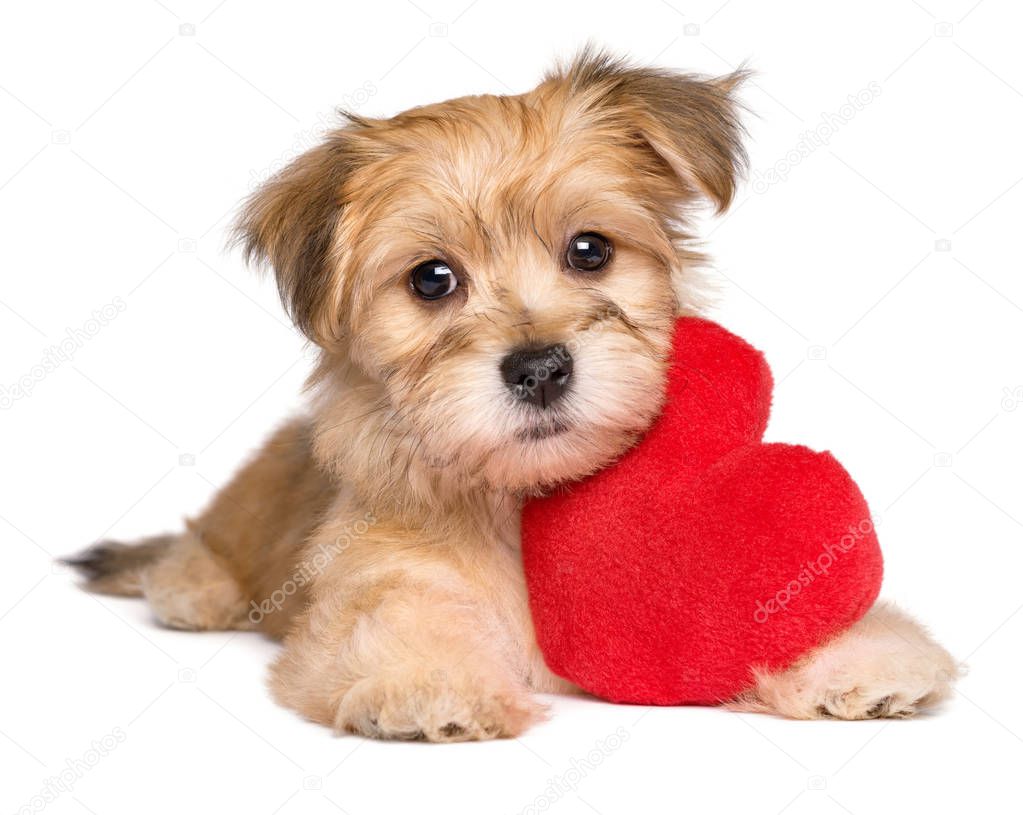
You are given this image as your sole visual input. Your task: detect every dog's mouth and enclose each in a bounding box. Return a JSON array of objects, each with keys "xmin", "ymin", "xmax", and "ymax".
[{"xmin": 516, "ymin": 419, "xmax": 570, "ymax": 442}]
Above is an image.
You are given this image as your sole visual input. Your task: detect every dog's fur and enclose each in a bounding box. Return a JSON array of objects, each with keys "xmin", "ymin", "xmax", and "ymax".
[{"xmin": 66, "ymin": 50, "xmax": 959, "ymax": 741}]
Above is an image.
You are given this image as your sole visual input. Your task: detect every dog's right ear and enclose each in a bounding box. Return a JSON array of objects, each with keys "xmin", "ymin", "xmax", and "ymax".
[
  {"xmin": 234, "ymin": 122, "xmax": 367, "ymax": 343},
  {"xmin": 547, "ymin": 48, "xmax": 748, "ymax": 214}
]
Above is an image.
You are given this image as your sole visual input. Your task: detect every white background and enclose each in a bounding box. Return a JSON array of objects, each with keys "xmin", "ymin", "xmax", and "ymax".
[{"xmin": 2, "ymin": 0, "xmax": 1021, "ymax": 813}]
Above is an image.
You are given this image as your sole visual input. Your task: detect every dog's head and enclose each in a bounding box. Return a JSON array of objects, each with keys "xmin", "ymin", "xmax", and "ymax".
[{"xmin": 237, "ymin": 50, "xmax": 746, "ymax": 499}]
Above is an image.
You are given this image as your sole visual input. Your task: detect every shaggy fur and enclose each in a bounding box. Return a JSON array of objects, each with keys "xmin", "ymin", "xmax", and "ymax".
[{"xmin": 66, "ymin": 49, "xmax": 959, "ymax": 741}]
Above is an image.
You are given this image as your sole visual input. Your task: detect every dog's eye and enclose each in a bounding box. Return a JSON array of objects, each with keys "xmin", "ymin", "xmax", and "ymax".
[
  {"xmin": 410, "ymin": 260, "xmax": 458, "ymax": 300},
  {"xmin": 566, "ymin": 233, "xmax": 612, "ymax": 272}
]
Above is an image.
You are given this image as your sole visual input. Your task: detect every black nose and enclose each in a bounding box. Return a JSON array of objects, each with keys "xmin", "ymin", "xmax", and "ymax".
[{"xmin": 500, "ymin": 344, "xmax": 573, "ymax": 409}]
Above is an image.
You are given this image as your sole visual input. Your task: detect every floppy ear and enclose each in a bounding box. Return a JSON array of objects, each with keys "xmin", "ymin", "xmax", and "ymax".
[
  {"xmin": 551, "ymin": 49, "xmax": 748, "ymax": 213},
  {"xmin": 234, "ymin": 125, "xmax": 365, "ymax": 342}
]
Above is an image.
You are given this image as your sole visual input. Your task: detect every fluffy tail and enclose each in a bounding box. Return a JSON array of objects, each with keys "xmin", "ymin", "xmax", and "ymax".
[{"xmin": 61, "ymin": 534, "xmax": 176, "ymax": 596}]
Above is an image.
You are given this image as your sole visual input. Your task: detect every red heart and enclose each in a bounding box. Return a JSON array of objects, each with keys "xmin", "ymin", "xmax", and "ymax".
[{"xmin": 522, "ymin": 318, "xmax": 883, "ymax": 704}]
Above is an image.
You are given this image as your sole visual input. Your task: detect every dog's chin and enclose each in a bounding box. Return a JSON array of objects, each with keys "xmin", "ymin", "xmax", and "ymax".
[{"xmin": 474, "ymin": 419, "xmax": 647, "ymax": 495}]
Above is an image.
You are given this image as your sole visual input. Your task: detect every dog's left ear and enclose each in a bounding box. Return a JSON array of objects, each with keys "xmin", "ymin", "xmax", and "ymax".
[{"xmin": 550, "ymin": 50, "xmax": 748, "ymax": 213}]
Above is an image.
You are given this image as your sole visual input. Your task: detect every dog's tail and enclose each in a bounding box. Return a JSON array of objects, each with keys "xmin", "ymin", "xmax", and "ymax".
[{"xmin": 61, "ymin": 534, "xmax": 176, "ymax": 597}]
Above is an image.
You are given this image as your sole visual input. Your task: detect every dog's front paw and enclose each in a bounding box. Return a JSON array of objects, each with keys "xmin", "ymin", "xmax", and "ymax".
[
  {"xmin": 735, "ymin": 602, "xmax": 962, "ymax": 720},
  {"xmin": 335, "ymin": 669, "xmax": 544, "ymax": 742}
]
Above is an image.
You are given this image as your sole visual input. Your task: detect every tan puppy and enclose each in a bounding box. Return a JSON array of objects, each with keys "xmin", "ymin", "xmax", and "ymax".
[{"xmin": 67, "ymin": 49, "xmax": 959, "ymax": 741}]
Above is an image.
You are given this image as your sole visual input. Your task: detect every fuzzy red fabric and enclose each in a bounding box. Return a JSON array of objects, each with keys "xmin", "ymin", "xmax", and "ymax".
[{"xmin": 522, "ymin": 317, "xmax": 884, "ymax": 705}]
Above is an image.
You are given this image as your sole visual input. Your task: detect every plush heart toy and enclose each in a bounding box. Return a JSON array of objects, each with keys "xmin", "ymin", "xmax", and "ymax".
[{"xmin": 522, "ymin": 318, "xmax": 883, "ymax": 705}]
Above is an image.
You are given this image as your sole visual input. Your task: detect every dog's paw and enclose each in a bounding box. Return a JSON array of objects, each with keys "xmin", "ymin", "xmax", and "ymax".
[
  {"xmin": 733, "ymin": 602, "xmax": 962, "ymax": 720},
  {"xmin": 334, "ymin": 670, "xmax": 544, "ymax": 742},
  {"xmin": 805, "ymin": 681, "xmax": 947, "ymax": 720}
]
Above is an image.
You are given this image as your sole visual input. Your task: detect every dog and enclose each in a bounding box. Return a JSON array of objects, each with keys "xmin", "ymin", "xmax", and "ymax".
[{"xmin": 66, "ymin": 49, "xmax": 959, "ymax": 741}]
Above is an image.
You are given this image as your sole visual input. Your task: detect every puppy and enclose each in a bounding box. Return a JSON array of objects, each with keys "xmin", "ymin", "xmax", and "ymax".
[{"xmin": 66, "ymin": 49, "xmax": 959, "ymax": 741}]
